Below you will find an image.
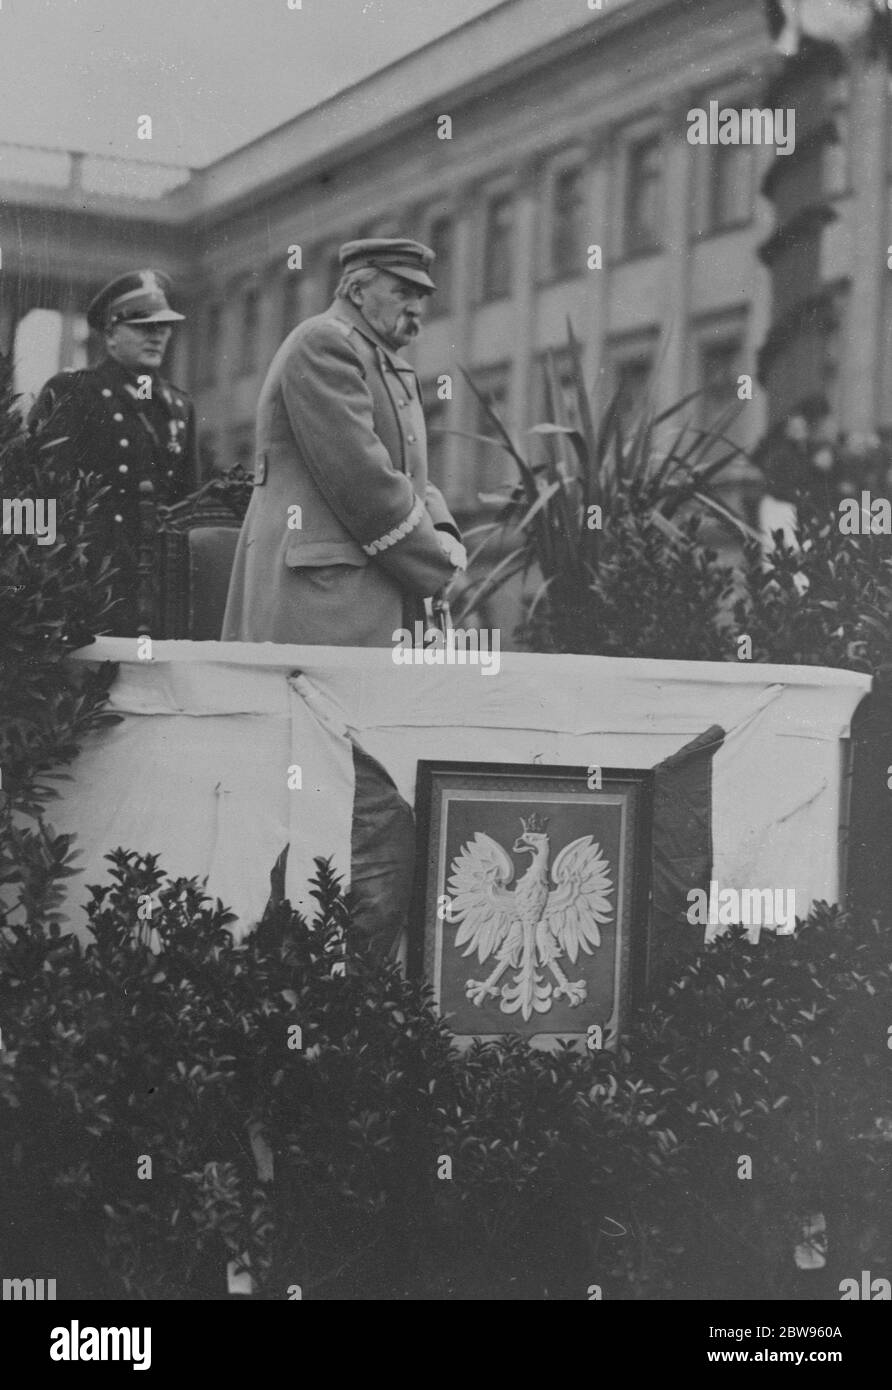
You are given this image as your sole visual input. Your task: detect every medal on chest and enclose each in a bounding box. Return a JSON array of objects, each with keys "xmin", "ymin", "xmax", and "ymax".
[{"xmin": 166, "ymin": 419, "xmax": 184, "ymax": 459}]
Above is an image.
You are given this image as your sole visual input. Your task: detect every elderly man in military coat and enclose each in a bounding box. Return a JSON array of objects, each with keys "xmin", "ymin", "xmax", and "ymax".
[
  {"xmin": 221, "ymin": 237, "xmax": 465, "ymax": 648},
  {"xmin": 29, "ymin": 270, "xmax": 196, "ymax": 635}
]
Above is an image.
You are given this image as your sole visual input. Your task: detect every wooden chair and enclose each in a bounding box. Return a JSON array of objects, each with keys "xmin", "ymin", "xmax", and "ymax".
[{"xmin": 137, "ymin": 472, "xmax": 251, "ymax": 638}]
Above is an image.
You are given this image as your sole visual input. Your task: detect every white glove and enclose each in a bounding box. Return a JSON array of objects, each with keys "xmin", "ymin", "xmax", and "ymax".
[{"xmin": 436, "ymin": 531, "xmax": 467, "ymax": 571}]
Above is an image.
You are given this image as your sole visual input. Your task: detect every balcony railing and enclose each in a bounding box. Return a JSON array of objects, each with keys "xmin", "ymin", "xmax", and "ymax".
[{"xmin": 0, "ymin": 143, "xmax": 193, "ymax": 199}]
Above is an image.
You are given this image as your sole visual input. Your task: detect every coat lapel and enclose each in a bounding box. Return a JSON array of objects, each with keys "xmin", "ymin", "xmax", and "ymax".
[{"xmin": 326, "ymin": 300, "xmax": 420, "ymax": 473}]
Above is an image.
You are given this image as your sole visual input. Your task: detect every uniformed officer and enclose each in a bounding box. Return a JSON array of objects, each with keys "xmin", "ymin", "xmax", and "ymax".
[
  {"xmin": 222, "ymin": 237, "xmax": 465, "ymax": 648},
  {"xmin": 29, "ymin": 269, "xmax": 196, "ymax": 635}
]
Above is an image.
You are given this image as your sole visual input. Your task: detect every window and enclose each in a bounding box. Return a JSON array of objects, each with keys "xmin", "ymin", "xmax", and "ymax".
[
  {"xmin": 624, "ymin": 136, "xmax": 663, "ymax": 256},
  {"xmin": 613, "ymin": 356, "xmax": 654, "ymax": 433},
  {"xmin": 530, "ymin": 347, "xmax": 585, "ymax": 472},
  {"xmin": 534, "ymin": 347, "xmax": 583, "ymax": 429},
  {"xmin": 238, "ymin": 285, "xmax": 260, "ymax": 376},
  {"xmin": 472, "ymin": 364, "xmax": 512, "ymax": 502},
  {"xmin": 708, "ymin": 141, "xmax": 753, "ymax": 231},
  {"xmin": 551, "ymin": 165, "xmax": 587, "ymax": 279},
  {"xmin": 280, "ymin": 273, "xmax": 301, "ymax": 342},
  {"xmin": 428, "ymin": 215, "xmax": 454, "ymax": 314},
  {"xmin": 201, "ymin": 303, "xmax": 221, "ymax": 386},
  {"xmin": 699, "ymin": 336, "xmax": 744, "ymax": 432},
  {"xmin": 604, "ymin": 331, "xmax": 658, "ymax": 437},
  {"xmin": 482, "ymin": 193, "xmax": 514, "ymax": 302}
]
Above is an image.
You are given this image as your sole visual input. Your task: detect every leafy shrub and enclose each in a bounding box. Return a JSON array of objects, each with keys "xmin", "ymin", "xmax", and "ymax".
[
  {"xmin": 0, "ymin": 352, "xmax": 118, "ymax": 940},
  {"xmin": 611, "ymin": 905, "xmax": 892, "ymax": 1299},
  {"xmin": 0, "ymin": 852, "xmax": 650, "ymax": 1300},
  {"xmin": 733, "ymin": 495, "xmax": 892, "ymax": 673},
  {"xmin": 1, "ymin": 845, "xmax": 888, "ymax": 1301}
]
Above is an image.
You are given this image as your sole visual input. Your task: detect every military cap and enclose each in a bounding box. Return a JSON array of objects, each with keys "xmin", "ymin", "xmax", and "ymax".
[
  {"xmin": 338, "ymin": 237, "xmax": 436, "ymax": 291},
  {"xmin": 87, "ymin": 269, "xmax": 186, "ymax": 332}
]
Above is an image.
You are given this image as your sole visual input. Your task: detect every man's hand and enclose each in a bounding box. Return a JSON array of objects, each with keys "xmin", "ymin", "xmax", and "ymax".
[{"xmin": 436, "ymin": 531, "xmax": 467, "ymax": 571}]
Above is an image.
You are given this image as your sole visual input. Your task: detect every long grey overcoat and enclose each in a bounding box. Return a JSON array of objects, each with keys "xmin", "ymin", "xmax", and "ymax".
[{"xmin": 221, "ymin": 297, "xmax": 460, "ymax": 647}]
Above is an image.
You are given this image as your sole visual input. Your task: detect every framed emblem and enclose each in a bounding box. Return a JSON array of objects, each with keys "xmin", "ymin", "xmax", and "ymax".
[{"xmin": 412, "ymin": 762, "xmax": 653, "ymax": 1049}]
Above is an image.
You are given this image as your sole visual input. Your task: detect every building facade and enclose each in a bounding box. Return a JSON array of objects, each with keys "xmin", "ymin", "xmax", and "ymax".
[{"xmin": 1, "ymin": 0, "xmax": 888, "ymax": 532}]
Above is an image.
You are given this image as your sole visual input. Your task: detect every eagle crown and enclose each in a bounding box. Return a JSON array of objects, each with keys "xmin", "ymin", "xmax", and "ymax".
[{"xmin": 513, "ymin": 812, "xmax": 550, "ymax": 856}]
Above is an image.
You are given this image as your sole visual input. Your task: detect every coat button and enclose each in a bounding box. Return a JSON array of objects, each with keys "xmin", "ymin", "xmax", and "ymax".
[
  {"xmin": 398, "ymin": 399, "xmax": 407, "ymax": 408},
  {"xmin": 407, "ymin": 434, "xmax": 416, "ymax": 443},
  {"xmin": 119, "ymin": 438, "xmax": 129, "ymax": 447},
  {"xmin": 113, "ymin": 412, "xmax": 124, "ymax": 422},
  {"xmin": 101, "ymin": 389, "xmax": 112, "ymax": 398},
  {"xmin": 114, "ymin": 513, "xmax": 123, "ymax": 523},
  {"xmin": 118, "ymin": 463, "xmax": 129, "ymax": 474}
]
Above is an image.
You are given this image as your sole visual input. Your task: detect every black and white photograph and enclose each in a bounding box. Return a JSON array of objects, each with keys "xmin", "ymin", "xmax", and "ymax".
[{"xmin": 1, "ymin": 0, "xmax": 891, "ymax": 1345}]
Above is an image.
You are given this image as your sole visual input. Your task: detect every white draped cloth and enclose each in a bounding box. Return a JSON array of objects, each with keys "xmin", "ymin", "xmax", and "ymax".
[{"xmin": 44, "ymin": 639, "xmax": 870, "ymax": 944}]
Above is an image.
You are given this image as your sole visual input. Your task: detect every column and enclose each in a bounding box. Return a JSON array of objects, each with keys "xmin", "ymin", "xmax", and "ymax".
[
  {"xmin": 57, "ymin": 288, "xmax": 78, "ymax": 370},
  {"xmin": 747, "ymin": 142, "xmax": 776, "ymax": 449},
  {"xmin": 446, "ymin": 184, "xmax": 478, "ymax": 513},
  {"xmin": 509, "ymin": 158, "xmax": 541, "ymax": 441},
  {"xmin": 842, "ymin": 53, "xmax": 886, "ymax": 433},
  {"xmin": 580, "ymin": 129, "xmax": 613, "ymax": 394},
  {"xmin": 656, "ymin": 96, "xmax": 695, "ymax": 416}
]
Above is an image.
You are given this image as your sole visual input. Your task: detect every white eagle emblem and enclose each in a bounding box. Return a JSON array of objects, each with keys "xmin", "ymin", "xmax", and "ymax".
[{"xmin": 447, "ymin": 813, "xmax": 614, "ymax": 1022}]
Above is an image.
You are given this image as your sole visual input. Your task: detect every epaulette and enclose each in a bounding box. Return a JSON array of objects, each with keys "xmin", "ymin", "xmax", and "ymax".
[{"xmin": 42, "ymin": 368, "xmax": 90, "ymax": 397}]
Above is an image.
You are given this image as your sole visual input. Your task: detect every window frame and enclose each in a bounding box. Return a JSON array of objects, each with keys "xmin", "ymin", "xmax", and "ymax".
[
  {"xmin": 603, "ymin": 327, "xmax": 660, "ymax": 432},
  {"xmin": 237, "ymin": 283, "xmax": 261, "ymax": 378},
  {"xmin": 622, "ymin": 131, "xmax": 665, "ymax": 261},
  {"xmin": 424, "ymin": 210, "xmax": 456, "ymax": 318},
  {"xmin": 480, "ymin": 187, "xmax": 516, "ymax": 304},
  {"xmin": 544, "ymin": 153, "xmax": 589, "ymax": 284}
]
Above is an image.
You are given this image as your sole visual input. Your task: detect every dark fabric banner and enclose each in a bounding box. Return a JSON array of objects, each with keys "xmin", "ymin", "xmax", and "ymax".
[
  {"xmin": 349, "ymin": 739, "xmax": 416, "ymax": 960},
  {"xmin": 649, "ymin": 724, "xmax": 725, "ymax": 984}
]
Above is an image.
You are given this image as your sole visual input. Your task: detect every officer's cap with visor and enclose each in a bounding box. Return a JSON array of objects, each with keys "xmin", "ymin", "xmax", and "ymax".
[
  {"xmin": 87, "ymin": 270, "xmax": 186, "ymax": 333},
  {"xmin": 338, "ymin": 238, "xmax": 436, "ymax": 293}
]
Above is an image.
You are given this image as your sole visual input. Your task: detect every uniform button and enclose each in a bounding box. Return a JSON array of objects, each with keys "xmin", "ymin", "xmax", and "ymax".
[
  {"xmin": 114, "ymin": 514, "xmax": 123, "ymax": 523},
  {"xmin": 119, "ymin": 438, "xmax": 129, "ymax": 447},
  {"xmin": 118, "ymin": 463, "xmax": 129, "ymax": 474},
  {"xmin": 113, "ymin": 412, "xmax": 124, "ymax": 422},
  {"xmin": 101, "ymin": 389, "xmax": 112, "ymax": 398},
  {"xmin": 398, "ymin": 399, "xmax": 407, "ymax": 408},
  {"xmin": 407, "ymin": 434, "xmax": 416, "ymax": 443}
]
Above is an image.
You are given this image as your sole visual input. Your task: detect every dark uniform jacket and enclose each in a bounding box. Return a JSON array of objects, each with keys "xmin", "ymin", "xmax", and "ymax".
[
  {"xmin": 28, "ymin": 356, "xmax": 196, "ymax": 634},
  {"xmin": 221, "ymin": 297, "xmax": 461, "ymax": 648}
]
